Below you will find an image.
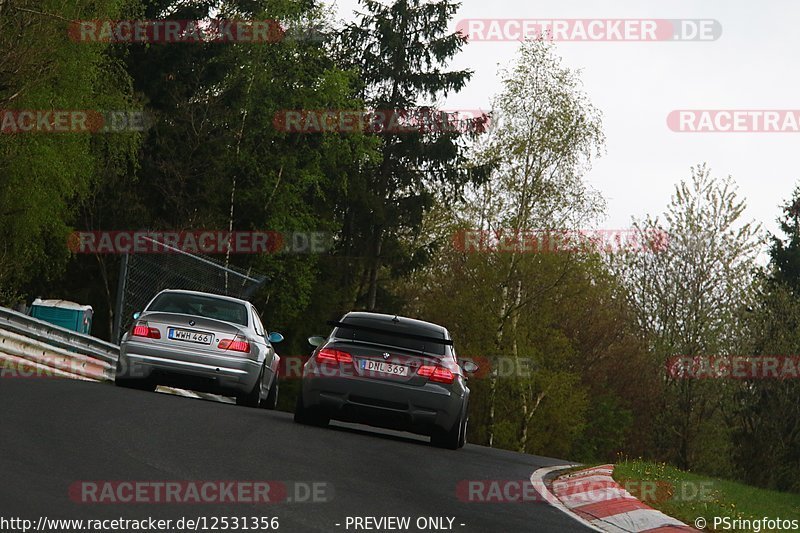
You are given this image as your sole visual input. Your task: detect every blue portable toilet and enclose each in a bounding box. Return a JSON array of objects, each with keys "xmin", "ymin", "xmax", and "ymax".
[{"xmin": 29, "ymin": 299, "xmax": 93, "ymax": 334}]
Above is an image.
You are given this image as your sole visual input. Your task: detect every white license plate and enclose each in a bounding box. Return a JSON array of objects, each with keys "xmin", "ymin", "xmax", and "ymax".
[
  {"xmin": 168, "ymin": 328, "xmax": 213, "ymax": 345},
  {"xmin": 361, "ymin": 359, "xmax": 409, "ymax": 377}
]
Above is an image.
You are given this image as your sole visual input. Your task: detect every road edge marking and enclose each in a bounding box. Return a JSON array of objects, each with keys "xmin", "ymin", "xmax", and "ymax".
[
  {"xmin": 543, "ymin": 464, "xmax": 698, "ymax": 532},
  {"xmin": 531, "ymin": 464, "xmax": 605, "ymax": 533},
  {"xmin": 531, "ymin": 464, "xmax": 605, "ymax": 532}
]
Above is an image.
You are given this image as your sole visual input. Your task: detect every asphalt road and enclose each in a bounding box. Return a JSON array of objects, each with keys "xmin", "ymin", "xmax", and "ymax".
[{"xmin": 0, "ymin": 379, "xmax": 591, "ymax": 533}]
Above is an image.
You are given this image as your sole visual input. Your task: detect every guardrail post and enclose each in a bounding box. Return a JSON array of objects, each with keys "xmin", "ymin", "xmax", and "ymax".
[{"xmin": 112, "ymin": 252, "xmax": 129, "ymax": 343}]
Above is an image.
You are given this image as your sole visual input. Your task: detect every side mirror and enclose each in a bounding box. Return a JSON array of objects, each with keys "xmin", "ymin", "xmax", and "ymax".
[
  {"xmin": 308, "ymin": 336, "xmax": 326, "ymax": 347},
  {"xmin": 461, "ymin": 360, "xmax": 479, "ymax": 374},
  {"xmin": 268, "ymin": 332, "xmax": 284, "ymax": 344},
  {"xmin": 132, "ymin": 312, "xmax": 141, "ymax": 320}
]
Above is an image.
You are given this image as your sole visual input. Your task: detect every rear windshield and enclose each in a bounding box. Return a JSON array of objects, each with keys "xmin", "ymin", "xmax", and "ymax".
[
  {"xmin": 147, "ymin": 293, "xmax": 249, "ymax": 326},
  {"xmin": 333, "ymin": 326, "xmax": 447, "ymax": 356}
]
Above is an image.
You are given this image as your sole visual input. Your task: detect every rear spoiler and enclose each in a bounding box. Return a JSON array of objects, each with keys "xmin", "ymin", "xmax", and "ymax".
[{"xmin": 326, "ymin": 320, "xmax": 453, "ymax": 346}]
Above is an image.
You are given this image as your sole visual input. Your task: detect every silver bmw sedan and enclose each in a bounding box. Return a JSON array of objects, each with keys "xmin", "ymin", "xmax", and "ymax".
[{"xmin": 116, "ymin": 289, "xmax": 282, "ymax": 408}]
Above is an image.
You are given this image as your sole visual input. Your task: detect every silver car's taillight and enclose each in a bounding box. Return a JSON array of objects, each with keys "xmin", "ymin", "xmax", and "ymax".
[{"xmin": 132, "ymin": 321, "xmax": 161, "ymax": 339}]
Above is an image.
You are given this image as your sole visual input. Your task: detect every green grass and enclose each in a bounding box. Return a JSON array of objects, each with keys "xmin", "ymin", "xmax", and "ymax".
[{"xmin": 613, "ymin": 459, "xmax": 800, "ymax": 531}]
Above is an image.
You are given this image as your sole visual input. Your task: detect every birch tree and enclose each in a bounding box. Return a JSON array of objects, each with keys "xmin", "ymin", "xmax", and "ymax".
[{"xmin": 463, "ymin": 38, "xmax": 605, "ymax": 447}]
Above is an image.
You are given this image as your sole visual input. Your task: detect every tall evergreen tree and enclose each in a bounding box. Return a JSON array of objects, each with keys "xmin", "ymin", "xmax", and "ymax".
[
  {"xmin": 338, "ymin": 0, "xmax": 489, "ymax": 310},
  {"xmin": 770, "ymin": 184, "xmax": 800, "ymax": 294}
]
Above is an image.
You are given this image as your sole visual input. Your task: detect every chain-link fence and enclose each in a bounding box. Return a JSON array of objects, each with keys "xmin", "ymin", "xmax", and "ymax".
[{"xmin": 112, "ymin": 237, "xmax": 266, "ymax": 343}]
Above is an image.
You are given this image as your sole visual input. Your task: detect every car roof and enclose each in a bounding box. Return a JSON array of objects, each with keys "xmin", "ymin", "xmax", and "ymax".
[
  {"xmin": 155, "ymin": 289, "xmax": 251, "ymax": 307},
  {"xmin": 339, "ymin": 311, "xmax": 449, "ymax": 339}
]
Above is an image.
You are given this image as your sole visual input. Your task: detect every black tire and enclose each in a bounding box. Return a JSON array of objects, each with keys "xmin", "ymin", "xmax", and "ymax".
[
  {"xmin": 458, "ymin": 413, "xmax": 468, "ymax": 449},
  {"xmin": 293, "ymin": 392, "xmax": 329, "ymax": 427},
  {"xmin": 237, "ymin": 368, "xmax": 265, "ymax": 407},
  {"xmin": 261, "ymin": 377, "xmax": 279, "ymax": 410},
  {"xmin": 431, "ymin": 412, "xmax": 464, "ymax": 450}
]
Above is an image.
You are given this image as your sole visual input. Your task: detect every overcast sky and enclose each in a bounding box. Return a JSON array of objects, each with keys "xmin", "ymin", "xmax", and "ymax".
[{"xmin": 327, "ymin": 0, "xmax": 799, "ymax": 239}]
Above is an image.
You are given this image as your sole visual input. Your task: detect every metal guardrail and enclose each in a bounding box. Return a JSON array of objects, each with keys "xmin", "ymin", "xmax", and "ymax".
[
  {"xmin": 0, "ymin": 306, "xmax": 118, "ymax": 381},
  {"xmin": 0, "ymin": 305, "xmax": 232, "ymax": 402},
  {"xmin": 0, "ymin": 306, "xmax": 119, "ymax": 364}
]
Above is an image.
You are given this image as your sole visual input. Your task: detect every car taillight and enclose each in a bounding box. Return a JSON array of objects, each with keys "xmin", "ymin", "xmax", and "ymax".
[
  {"xmin": 417, "ymin": 365, "xmax": 455, "ymax": 384},
  {"xmin": 132, "ymin": 322, "xmax": 161, "ymax": 339},
  {"xmin": 316, "ymin": 348, "xmax": 353, "ymax": 364},
  {"xmin": 218, "ymin": 336, "xmax": 251, "ymax": 353}
]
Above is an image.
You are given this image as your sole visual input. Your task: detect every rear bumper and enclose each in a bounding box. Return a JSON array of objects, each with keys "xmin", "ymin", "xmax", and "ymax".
[
  {"xmin": 117, "ymin": 340, "xmax": 263, "ymax": 396},
  {"xmin": 301, "ymin": 374, "xmax": 467, "ymax": 435}
]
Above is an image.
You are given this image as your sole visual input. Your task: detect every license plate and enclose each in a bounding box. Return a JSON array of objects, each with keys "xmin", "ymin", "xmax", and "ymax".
[
  {"xmin": 168, "ymin": 328, "xmax": 213, "ymax": 345},
  {"xmin": 360, "ymin": 359, "xmax": 409, "ymax": 377}
]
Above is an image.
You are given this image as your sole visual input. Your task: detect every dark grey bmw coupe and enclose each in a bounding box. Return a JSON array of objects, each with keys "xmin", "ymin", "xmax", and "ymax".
[{"xmin": 294, "ymin": 312, "xmax": 477, "ymax": 449}]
